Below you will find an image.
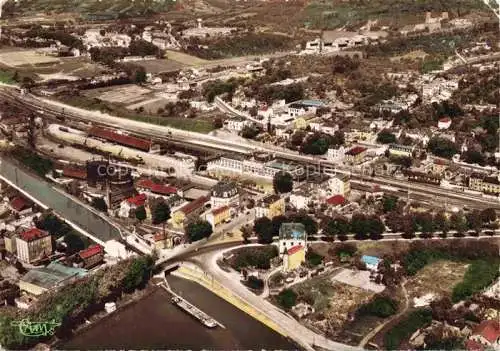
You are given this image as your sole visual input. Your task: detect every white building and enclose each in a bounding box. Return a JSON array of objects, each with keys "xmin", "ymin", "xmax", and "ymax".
[
  {"xmin": 328, "ymin": 174, "xmax": 350, "ymax": 196},
  {"xmin": 118, "ymin": 194, "xmax": 147, "ymax": 218},
  {"xmin": 289, "ymin": 193, "xmax": 308, "ymax": 210},
  {"xmin": 224, "ymin": 117, "xmax": 251, "ymax": 133},
  {"xmin": 210, "ymin": 181, "xmax": 239, "ymax": 209},
  {"xmin": 279, "ymin": 222, "xmax": 307, "ymax": 254},
  {"xmin": 327, "ymin": 146, "xmax": 346, "ymax": 162}
]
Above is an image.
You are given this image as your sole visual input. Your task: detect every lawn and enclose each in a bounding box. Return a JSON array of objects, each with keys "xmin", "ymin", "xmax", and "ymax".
[
  {"xmin": 57, "ymin": 94, "xmax": 215, "ymax": 134},
  {"xmin": 0, "ymin": 70, "xmax": 15, "ymax": 84},
  {"xmin": 405, "ymin": 260, "xmax": 469, "ymax": 302}
]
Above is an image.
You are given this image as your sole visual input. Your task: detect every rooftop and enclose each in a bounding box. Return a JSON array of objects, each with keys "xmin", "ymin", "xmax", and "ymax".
[
  {"xmin": 212, "ymin": 205, "xmax": 229, "ymax": 216},
  {"xmin": 126, "ymin": 193, "xmax": 147, "ymax": 206},
  {"xmin": 19, "ymin": 228, "xmax": 49, "ymax": 242},
  {"xmin": 20, "ymin": 262, "xmax": 87, "ymax": 291},
  {"xmin": 326, "ymin": 195, "xmax": 345, "ymax": 206},
  {"xmin": 89, "ymin": 127, "xmax": 151, "ymax": 151},
  {"xmin": 63, "ymin": 166, "xmax": 87, "ymax": 180},
  {"xmin": 279, "ymin": 222, "xmax": 306, "ymax": 240},
  {"xmin": 137, "ymin": 178, "xmax": 177, "ymax": 195},
  {"xmin": 472, "ymin": 320, "xmax": 500, "ymax": 343},
  {"xmin": 9, "ymin": 196, "xmax": 29, "ymax": 212},
  {"xmin": 346, "ymin": 146, "xmax": 367, "ymax": 156},
  {"xmin": 78, "ymin": 244, "xmax": 103, "ymax": 260},
  {"xmin": 287, "ymin": 245, "xmax": 304, "ymax": 255},
  {"xmin": 179, "ymin": 196, "xmax": 209, "ymax": 216}
]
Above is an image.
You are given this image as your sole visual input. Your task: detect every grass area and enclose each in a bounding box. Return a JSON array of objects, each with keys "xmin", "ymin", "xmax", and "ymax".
[
  {"xmin": 303, "ymin": 0, "xmax": 488, "ymax": 29},
  {"xmin": 452, "ymin": 260, "xmax": 500, "ymax": 302},
  {"xmin": 0, "ymin": 70, "xmax": 15, "ymax": 84},
  {"xmin": 384, "ymin": 308, "xmax": 432, "ymax": 350},
  {"xmin": 228, "ymin": 245, "xmax": 278, "ymax": 271},
  {"xmin": 406, "ymin": 260, "xmax": 469, "ymax": 300},
  {"xmin": 12, "ymin": 148, "xmax": 53, "ymax": 178},
  {"xmin": 57, "ymin": 93, "xmax": 215, "ymax": 134},
  {"xmin": 165, "ymin": 50, "xmax": 208, "ymax": 66}
]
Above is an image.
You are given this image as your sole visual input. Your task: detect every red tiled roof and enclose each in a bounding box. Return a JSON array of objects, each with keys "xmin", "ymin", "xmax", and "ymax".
[
  {"xmin": 439, "ymin": 117, "xmax": 451, "ymax": 123},
  {"xmin": 326, "ymin": 195, "xmax": 345, "ymax": 206},
  {"xmin": 346, "ymin": 146, "xmax": 367, "ymax": 156},
  {"xmin": 63, "ymin": 166, "xmax": 87, "ymax": 180},
  {"xmin": 466, "ymin": 339, "xmax": 484, "ymax": 351},
  {"xmin": 126, "ymin": 193, "xmax": 147, "ymax": 206},
  {"xmin": 137, "ymin": 179, "xmax": 177, "ymax": 195},
  {"xmin": 287, "ymin": 245, "xmax": 304, "ymax": 255},
  {"xmin": 89, "ymin": 127, "xmax": 151, "ymax": 151},
  {"xmin": 79, "ymin": 244, "xmax": 103, "ymax": 259},
  {"xmin": 9, "ymin": 196, "xmax": 29, "ymax": 212},
  {"xmin": 473, "ymin": 320, "xmax": 500, "ymax": 343},
  {"xmin": 179, "ymin": 196, "xmax": 209, "ymax": 216},
  {"xmin": 154, "ymin": 232, "xmax": 166, "ymax": 241},
  {"xmin": 212, "ymin": 205, "xmax": 229, "ymax": 216},
  {"xmin": 19, "ymin": 228, "xmax": 49, "ymax": 242}
]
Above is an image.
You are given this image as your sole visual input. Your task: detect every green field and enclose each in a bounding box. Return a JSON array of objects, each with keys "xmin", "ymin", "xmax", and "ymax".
[
  {"xmin": 59, "ymin": 94, "xmax": 215, "ymax": 134},
  {"xmin": 0, "ymin": 70, "xmax": 15, "ymax": 84}
]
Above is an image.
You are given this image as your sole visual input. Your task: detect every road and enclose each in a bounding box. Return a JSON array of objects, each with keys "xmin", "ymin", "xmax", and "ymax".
[{"xmin": 0, "ymin": 86, "xmax": 497, "ymax": 212}]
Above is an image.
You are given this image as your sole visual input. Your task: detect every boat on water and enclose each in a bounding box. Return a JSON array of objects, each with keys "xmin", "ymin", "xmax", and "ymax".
[{"xmin": 171, "ymin": 296, "xmax": 218, "ymax": 328}]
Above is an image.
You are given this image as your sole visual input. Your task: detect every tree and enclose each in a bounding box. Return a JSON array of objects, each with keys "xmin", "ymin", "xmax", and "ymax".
[
  {"xmin": 122, "ymin": 255, "xmax": 154, "ymax": 292},
  {"xmin": 450, "ymin": 212, "xmax": 467, "ymax": 235},
  {"xmin": 367, "ymin": 216, "xmax": 385, "ymax": 239},
  {"xmin": 434, "ymin": 210, "xmax": 449, "ymax": 235},
  {"xmin": 135, "ymin": 205, "xmax": 147, "ymax": 221},
  {"xmin": 301, "ymin": 133, "xmax": 330, "ymax": 155},
  {"xmin": 151, "ymin": 200, "xmax": 171, "ymax": 225},
  {"xmin": 241, "ymin": 225, "xmax": 252, "ymax": 244},
  {"xmin": 481, "ymin": 208, "xmax": 497, "ymax": 223},
  {"xmin": 271, "ymin": 215, "xmax": 288, "ymax": 236},
  {"xmin": 213, "ymin": 117, "xmax": 223, "ymax": 129},
  {"xmin": 377, "ymin": 130, "xmax": 397, "ymax": 144},
  {"xmin": 427, "ymin": 137, "xmax": 458, "ymax": 159},
  {"xmin": 241, "ymin": 125, "xmax": 260, "ymax": 139},
  {"xmin": 276, "ymin": 288, "xmax": 297, "ymax": 310},
  {"xmin": 63, "ymin": 232, "xmax": 86, "ymax": 254},
  {"xmin": 290, "ymin": 212, "xmax": 318, "ymax": 236},
  {"xmin": 91, "ymin": 197, "xmax": 108, "ymax": 212},
  {"xmin": 273, "ymin": 171, "xmax": 293, "ymax": 194},
  {"xmin": 254, "ymin": 217, "xmax": 274, "ymax": 244},
  {"xmin": 382, "ymin": 196, "xmax": 398, "ymax": 213},
  {"xmin": 186, "ymin": 220, "xmax": 213, "ymax": 242},
  {"xmin": 323, "ymin": 216, "xmax": 350, "ymax": 238},
  {"xmin": 351, "ymin": 213, "xmax": 369, "ymax": 239},
  {"xmin": 415, "ymin": 212, "xmax": 435, "ymax": 235},
  {"xmin": 466, "ymin": 209, "xmax": 483, "ymax": 234}
]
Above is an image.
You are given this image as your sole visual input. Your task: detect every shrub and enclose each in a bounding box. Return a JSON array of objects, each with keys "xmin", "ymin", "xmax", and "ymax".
[
  {"xmin": 357, "ymin": 295, "xmax": 398, "ymax": 318},
  {"xmin": 276, "ymin": 288, "xmax": 297, "ymax": 310},
  {"xmin": 384, "ymin": 309, "xmax": 432, "ymax": 350}
]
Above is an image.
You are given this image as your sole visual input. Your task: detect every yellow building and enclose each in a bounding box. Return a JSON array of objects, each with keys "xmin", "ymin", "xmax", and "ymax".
[
  {"xmin": 345, "ymin": 146, "xmax": 368, "ymax": 165},
  {"xmin": 388, "ymin": 144, "xmax": 415, "ymax": 158},
  {"xmin": 256, "ymin": 195, "xmax": 285, "ymax": 219},
  {"xmin": 16, "ymin": 228, "xmax": 52, "ymax": 264},
  {"xmin": 4, "ymin": 234, "xmax": 16, "ymax": 254},
  {"xmin": 283, "ymin": 245, "xmax": 305, "ymax": 272},
  {"xmin": 206, "ymin": 206, "xmax": 231, "ymax": 228},
  {"xmin": 294, "ymin": 118, "xmax": 308, "ymax": 130},
  {"xmin": 469, "ymin": 173, "xmax": 500, "ymax": 194}
]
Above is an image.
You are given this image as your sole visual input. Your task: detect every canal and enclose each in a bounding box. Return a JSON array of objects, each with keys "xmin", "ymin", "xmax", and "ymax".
[
  {"xmin": 0, "ymin": 157, "xmax": 120, "ymax": 241},
  {"xmin": 62, "ymin": 276, "xmax": 298, "ymax": 350}
]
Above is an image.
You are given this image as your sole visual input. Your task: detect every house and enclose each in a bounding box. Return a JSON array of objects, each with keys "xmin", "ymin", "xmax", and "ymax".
[
  {"xmin": 361, "ymin": 255, "xmax": 382, "ymax": 271},
  {"xmin": 171, "ymin": 196, "xmax": 209, "ymax": 228},
  {"xmin": 466, "ymin": 320, "xmax": 500, "ymax": 351},
  {"xmin": 152, "ymin": 232, "xmax": 169, "ymax": 250},
  {"xmin": 327, "ymin": 145, "xmax": 346, "ymax": 163},
  {"xmin": 289, "ymin": 192, "xmax": 309, "ymax": 210},
  {"xmin": 283, "ymin": 245, "xmax": 306, "ymax": 272},
  {"xmin": 279, "ymin": 222, "xmax": 307, "ymax": 254},
  {"xmin": 255, "ymin": 194, "xmax": 285, "ymax": 219},
  {"xmin": 438, "ymin": 117, "xmax": 452, "ymax": 130},
  {"xmin": 345, "ymin": 146, "xmax": 368, "ymax": 165},
  {"xmin": 206, "ymin": 205, "xmax": 230, "ymax": 228},
  {"xmin": 389, "ymin": 144, "xmax": 415, "ymax": 158},
  {"xmin": 118, "ymin": 193, "xmax": 147, "ymax": 218},
  {"xmin": 326, "ymin": 194, "xmax": 346, "ymax": 207},
  {"xmin": 210, "ymin": 181, "xmax": 239, "ymax": 209},
  {"xmin": 4, "ymin": 232, "xmax": 16, "ymax": 254},
  {"xmin": 432, "ymin": 159, "xmax": 449, "ymax": 175},
  {"xmin": 16, "ymin": 228, "xmax": 52, "ymax": 264},
  {"xmin": 328, "ymin": 174, "xmax": 350, "ymax": 197},
  {"xmin": 9, "ymin": 196, "xmax": 31, "ymax": 215},
  {"xmin": 136, "ymin": 178, "xmax": 178, "ymax": 198},
  {"xmin": 18, "ymin": 262, "xmax": 87, "ymax": 296},
  {"xmin": 224, "ymin": 117, "xmax": 251, "ymax": 133},
  {"xmin": 77, "ymin": 244, "xmax": 104, "ymax": 269}
]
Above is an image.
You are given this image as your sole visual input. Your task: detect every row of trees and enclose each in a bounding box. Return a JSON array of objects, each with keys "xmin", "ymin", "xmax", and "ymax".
[{"xmin": 322, "ymin": 213, "xmax": 386, "ymax": 240}]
